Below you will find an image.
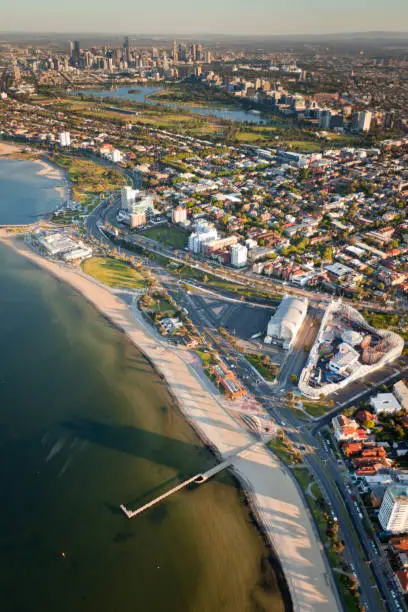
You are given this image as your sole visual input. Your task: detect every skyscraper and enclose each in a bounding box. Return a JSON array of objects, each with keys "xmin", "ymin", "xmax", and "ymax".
[
  {"xmin": 357, "ymin": 110, "xmax": 372, "ymax": 132},
  {"xmin": 124, "ymin": 36, "xmax": 131, "ymax": 63},
  {"xmin": 172, "ymin": 40, "xmax": 178, "ymax": 62},
  {"xmin": 73, "ymin": 40, "xmax": 81, "ymax": 59}
]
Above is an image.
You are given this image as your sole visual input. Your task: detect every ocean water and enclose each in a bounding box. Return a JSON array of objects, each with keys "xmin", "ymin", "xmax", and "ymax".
[
  {"xmin": 0, "ymin": 159, "xmax": 62, "ymax": 224},
  {"xmin": 0, "ymin": 164, "xmax": 285, "ymax": 611}
]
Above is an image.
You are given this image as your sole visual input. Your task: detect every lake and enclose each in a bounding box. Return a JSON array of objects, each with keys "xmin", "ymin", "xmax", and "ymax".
[{"xmin": 76, "ymin": 85, "xmax": 268, "ymax": 124}]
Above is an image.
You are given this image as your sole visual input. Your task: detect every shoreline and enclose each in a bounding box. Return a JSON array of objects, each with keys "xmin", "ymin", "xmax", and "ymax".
[
  {"xmin": 0, "ymin": 141, "xmax": 72, "ymax": 204},
  {"xmin": 0, "ymin": 232, "xmax": 340, "ymax": 612}
]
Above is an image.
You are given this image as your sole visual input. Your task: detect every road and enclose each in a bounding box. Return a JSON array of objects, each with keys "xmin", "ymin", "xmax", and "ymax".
[
  {"xmin": 96, "ymin": 198, "xmax": 402, "ymax": 316},
  {"xmin": 86, "ymin": 197, "xmax": 408, "ymax": 612}
]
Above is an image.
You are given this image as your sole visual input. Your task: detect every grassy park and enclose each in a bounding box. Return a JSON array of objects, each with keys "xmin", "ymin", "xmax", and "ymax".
[
  {"xmin": 142, "ymin": 225, "xmax": 188, "ymax": 249},
  {"xmin": 81, "ymin": 257, "xmax": 146, "ymax": 289},
  {"xmin": 51, "ymin": 155, "xmax": 125, "ymax": 205}
]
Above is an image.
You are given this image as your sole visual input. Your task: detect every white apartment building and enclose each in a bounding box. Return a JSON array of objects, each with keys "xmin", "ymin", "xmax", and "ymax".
[
  {"xmin": 379, "ymin": 486, "xmax": 408, "ymax": 533},
  {"xmin": 121, "ymin": 186, "xmax": 138, "ymax": 209},
  {"xmin": 231, "ymin": 244, "xmax": 248, "ymax": 267},
  {"xmin": 188, "ymin": 221, "xmax": 218, "ymax": 254},
  {"xmin": 59, "ymin": 131, "xmax": 71, "ymax": 147}
]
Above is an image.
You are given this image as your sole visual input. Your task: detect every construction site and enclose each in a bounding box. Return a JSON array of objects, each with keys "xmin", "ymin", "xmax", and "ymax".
[{"xmin": 299, "ymin": 300, "xmax": 404, "ymax": 399}]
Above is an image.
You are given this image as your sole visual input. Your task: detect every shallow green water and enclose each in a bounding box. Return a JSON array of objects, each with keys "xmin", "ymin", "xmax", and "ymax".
[{"xmin": 0, "ymin": 243, "xmax": 285, "ymax": 612}]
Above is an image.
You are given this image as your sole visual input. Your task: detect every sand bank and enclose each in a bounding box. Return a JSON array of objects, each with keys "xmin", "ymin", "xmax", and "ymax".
[{"xmin": 0, "ymin": 233, "xmax": 340, "ymax": 612}]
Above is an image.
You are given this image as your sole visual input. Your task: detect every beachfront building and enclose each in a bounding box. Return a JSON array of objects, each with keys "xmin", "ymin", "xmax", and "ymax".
[
  {"xmin": 379, "ymin": 486, "xmax": 408, "ymax": 533},
  {"xmin": 264, "ymin": 295, "xmax": 308, "ymax": 348},
  {"xmin": 34, "ymin": 231, "xmax": 92, "ymax": 261}
]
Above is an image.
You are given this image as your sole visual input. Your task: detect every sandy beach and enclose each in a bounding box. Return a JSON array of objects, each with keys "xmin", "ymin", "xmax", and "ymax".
[
  {"xmin": 0, "ymin": 233, "xmax": 340, "ymax": 612},
  {"xmin": 0, "ymin": 141, "xmax": 23, "ymax": 157},
  {"xmin": 34, "ymin": 158, "xmax": 72, "ymax": 202}
]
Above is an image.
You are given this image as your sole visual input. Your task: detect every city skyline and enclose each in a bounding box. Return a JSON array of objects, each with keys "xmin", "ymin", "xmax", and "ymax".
[{"xmin": 1, "ymin": 0, "xmax": 408, "ymax": 36}]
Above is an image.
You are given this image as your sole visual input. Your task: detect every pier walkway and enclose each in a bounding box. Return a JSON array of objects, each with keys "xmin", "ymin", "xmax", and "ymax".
[{"xmin": 120, "ymin": 439, "xmax": 267, "ymax": 519}]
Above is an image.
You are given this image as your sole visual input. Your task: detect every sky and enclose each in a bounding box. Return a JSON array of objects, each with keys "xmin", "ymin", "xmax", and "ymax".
[{"xmin": 1, "ymin": 0, "xmax": 407, "ymax": 35}]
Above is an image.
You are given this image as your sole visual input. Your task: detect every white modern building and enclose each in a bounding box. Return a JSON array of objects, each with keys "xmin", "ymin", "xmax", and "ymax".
[
  {"xmin": 111, "ymin": 149, "xmax": 122, "ymax": 163},
  {"xmin": 59, "ymin": 131, "xmax": 71, "ymax": 147},
  {"xmin": 329, "ymin": 343, "xmax": 360, "ymax": 375},
  {"xmin": 370, "ymin": 393, "xmax": 402, "ymax": 416},
  {"xmin": 36, "ymin": 231, "xmax": 92, "ymax": 261},
  {"xmin": 231, "ymin": 244, "xmax": 248, "ymax": 267},
  {"xmin": 120, "ymin": 186, "xmax": 155, "ymax": 216},
  {"xmin": 379, "ymin": 486, "xmax": 408, "ymax": 533},
  {"xmin": 188, "ymin": 221, "xmax": 218, "ymax": 254},
  {"xmin": 265, "ymin": 295, "xmax": 308, "ymax": 349},
  {"xmin": 121, "ymin": 186, "xmax": 138, "ymax": 209}
]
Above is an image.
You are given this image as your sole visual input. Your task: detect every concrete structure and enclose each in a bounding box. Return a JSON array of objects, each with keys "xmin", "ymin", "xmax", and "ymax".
[
  {"xmin": 231, "ymin": 244, "xmax": 248, "ymax": 268},
  {"xmin": 370, "ymin": 393, "xmax": 402, "ymax": 416},
  {"xmin": 121, "ymin": 186, "xmax": 155, "ymax": 216},
  {"xmin": 265, "ymin": 295, "xmax": 308, "ymax": 349},
  {"xmin": 299, "ymin": 300, "xmax": 404, "ymax": 399},
  {"xmin": 35, "ymin": 231, "xmax": 92, "ymax": 261},
  {"xmin": 379, "ymin": 485, "xmax": 408, "ymax": 533}
]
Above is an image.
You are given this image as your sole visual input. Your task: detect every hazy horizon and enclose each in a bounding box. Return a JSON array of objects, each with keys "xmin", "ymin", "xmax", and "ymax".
[{"xmin": 2, "ymin": 0, "xmax": 408, "ymax": 36}]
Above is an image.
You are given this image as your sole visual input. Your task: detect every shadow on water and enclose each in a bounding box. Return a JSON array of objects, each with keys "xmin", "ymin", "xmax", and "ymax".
[{"xmin": 62, "ymin": 416, "xmax": 218, "ymax": 477}]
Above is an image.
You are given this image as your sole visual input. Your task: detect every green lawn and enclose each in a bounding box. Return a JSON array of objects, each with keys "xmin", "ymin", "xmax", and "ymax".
[
  {"xmin": 142, "ymin": 225, "xmax": 187, "ymax": 249},
  {"xmin": 292, "ymin": 466, "xmax": 314, "ymax": 490},
  {"xmin": 82, "ymin": 257, "xmax": 146, "ymax": 289},
  {"xmin": 195, "ymin": 350, "xmax": 215, "ymax": 367},
  {"xmin": 268, "ymin": 437, "xmax": 300, "ymax": 464},
  {"xmin": 302, "ymin": 401, "xmax": 331, "ymax": 418},
  {"xmin": 153, "ymin": 297, "xmax": 177, "ymax": 315},
  {"xmin": 245, "ymin": 353, "xmax": 278, "ymax": 381},
  {"xmin": 50, "ymin": 154, "xmax": 125, "ymax": 205}
]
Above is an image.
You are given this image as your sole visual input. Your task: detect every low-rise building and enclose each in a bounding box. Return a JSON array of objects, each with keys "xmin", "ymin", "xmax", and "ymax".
[
  {"xmin": 332, "ymin": 415, "xmax": 366, "ymax": 442},
  {"xmin": 264, "ymin": 294, "xmax": 308, "ymax": 349},
  {"xmin": 370, "ymin": 393, "xmax": 403, "ymax": 416}
]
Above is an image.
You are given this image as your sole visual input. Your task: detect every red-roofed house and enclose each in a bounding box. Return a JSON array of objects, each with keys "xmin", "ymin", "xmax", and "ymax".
[{"xmin": 396, "ymin": 570, "xmax": 408, "ymax": 593}]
